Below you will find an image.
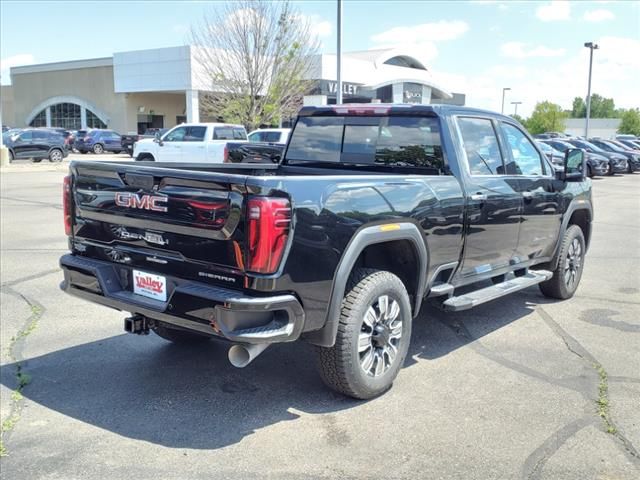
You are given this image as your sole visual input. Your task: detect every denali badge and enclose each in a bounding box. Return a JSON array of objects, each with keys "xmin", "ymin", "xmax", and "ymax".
[
  {"xmin": 113, "ymin": 227, "xmax": 169, "ymax": 245},
  {"xmin": 115, "ymin": 192, "xmax": 168, "ymax": 212}
]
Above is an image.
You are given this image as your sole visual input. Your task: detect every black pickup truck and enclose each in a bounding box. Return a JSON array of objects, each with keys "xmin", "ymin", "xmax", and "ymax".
[{"xmin": 59, "ymin": 104, "xmax": 593, "ymax": 399}]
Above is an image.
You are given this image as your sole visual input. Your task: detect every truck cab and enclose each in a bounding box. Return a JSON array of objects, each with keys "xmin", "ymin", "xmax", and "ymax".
[{"xmin": 133, "ymin": 122, "xmax": 247, "ymax": 163}]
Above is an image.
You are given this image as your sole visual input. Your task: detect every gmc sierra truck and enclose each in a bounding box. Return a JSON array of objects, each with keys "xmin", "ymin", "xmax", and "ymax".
[{"xmin": 59, "ymin": 104, "xmax": 592, "ymax": 399}]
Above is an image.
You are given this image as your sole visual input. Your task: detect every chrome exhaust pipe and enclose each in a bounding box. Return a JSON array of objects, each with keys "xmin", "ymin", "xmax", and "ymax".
[{"xmin": 228, "ymin": 343, "xmax": 269, "ymax": 368}]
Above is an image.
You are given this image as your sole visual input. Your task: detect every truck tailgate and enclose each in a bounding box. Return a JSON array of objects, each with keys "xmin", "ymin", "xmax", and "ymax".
[{"xmin": 71, "ymin": 162, "xmax": 250, "ymax": 286}]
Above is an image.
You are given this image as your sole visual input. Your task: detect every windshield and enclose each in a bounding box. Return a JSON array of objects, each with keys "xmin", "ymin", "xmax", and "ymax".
[
  {"xmin": 547, "ymin": 140, "xmax": 573, "ymax": 152},
  {"xmin": 570, "ymin": 139, "xmax": 605, "ymax": 153},
  {"xmin": 600, "ymin": 141, "xmax": 627, "ymax": 153}
]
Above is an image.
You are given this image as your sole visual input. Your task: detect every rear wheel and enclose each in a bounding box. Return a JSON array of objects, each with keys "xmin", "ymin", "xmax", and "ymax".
[
  {"xmin": 316, "ymin": 268, "xmax": 412, "ymax": 399},
  {"xmin": 539, "ymin": 225, "xmax": 585, "ymax": 299},
  {"xmin": 152, "ymin": 322, "xmax": 212, "ymax": 344},
  {"xmin": 48, "ymin": 148, "xmax": 63, "ymax": 162},
  {"xmin": 93, "ymin": 143, "xmax": 104, "ymax": 154}
]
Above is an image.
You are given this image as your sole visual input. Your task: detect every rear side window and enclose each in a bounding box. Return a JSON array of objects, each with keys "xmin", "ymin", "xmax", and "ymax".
[
  {"xmin": 263, "ymin": 131, "xmax": 281, "ymax": 143},
  {"xmin": 457, "ymin": 117, "xmax": 504, "ymax": 175},
  {"xmin": 33, "ymin": 131, "xmax": 48, "ymax": 140},
  {"xmin": 233, "ymin": 128, "xmax": 247, "ymax": 140},
  {"xmin": 285, "ymin": 116, "xmax": 444, "ymax": 171}
]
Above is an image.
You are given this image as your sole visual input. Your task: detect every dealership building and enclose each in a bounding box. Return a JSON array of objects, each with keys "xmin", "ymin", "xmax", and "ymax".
[{"xmin": 1, "ymin": 45, "xmax": 464, "ymax": 134}]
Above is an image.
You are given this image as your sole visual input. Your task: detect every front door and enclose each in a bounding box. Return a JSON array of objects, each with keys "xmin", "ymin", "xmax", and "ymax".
[
  {"xmin": 499, "ymin": 121, "xmax": 562, "ymax": 262},
  {"xmin": 455, "ymin": 116, "xmax": 523, "ymax": 279},
  {"xmin": 12, "ymin": 130, "xmax": 35, "ymax": 159},
  {"xmin": 182, "ymin": 126, "xmax": 208, "ymax": 163},
  {"xmin": 159, "ymin": 126, "xmax": 188, "ymax": 162}
]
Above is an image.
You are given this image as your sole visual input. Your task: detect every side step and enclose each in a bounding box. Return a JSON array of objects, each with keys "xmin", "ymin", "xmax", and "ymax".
[{"xmin": 442, "ymin": 270, "xmax": 553, "ymax": 312}]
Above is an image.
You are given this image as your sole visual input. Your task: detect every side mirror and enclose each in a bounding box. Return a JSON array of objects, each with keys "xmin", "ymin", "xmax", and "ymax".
[{"xmin": 562, "ymin": 148, "xmax": 586, "ymax": 181}]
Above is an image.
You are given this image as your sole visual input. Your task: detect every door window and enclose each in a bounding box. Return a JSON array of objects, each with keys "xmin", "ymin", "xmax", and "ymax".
[
  {"xmin": 501, "ymin": 123, "xmax": 545, "ymax": 175},
  {"xmin": 17, "ymin": 131, "xmax": 33, "ymax": 142},
  {"xmin": 164, "ymin": 127, "xmax": 188, "ymax": 142},
  {"xmin": 263, "ymin": 131, "xmax": 282, "ymax": 143},
  {"xmin": 185, "ymin": 126, "xmax": 206, "ymax": 142},
  {"xmin": 457, "ymin": 117, "xmax": 504, "ymax": 175},
  {"xmin": 33, "ymin": 131, "xmax": 48, "ymax": 141},
  {"xmin": 248, "ymin": 132, "xmax": 263, "ymax": 142}
]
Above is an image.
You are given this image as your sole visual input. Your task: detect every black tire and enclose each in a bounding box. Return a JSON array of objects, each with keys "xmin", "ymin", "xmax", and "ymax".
[
  {"xmin": 48, "ymin": 148, "xmax": 64, "ymax": 162},
  {"xmin": 80, "ymin": 150, "xmax": 88, "ymax": 154},
  {"xmin": 136, "ymin": 153, "xmax": 155, "ymax": 162},
  {"xmin": 8, "ymin": 150, "xmax": 14, "ymax": 161},
  {"xmin": 93, "ymin": 143, "xmax": 104, "ymax": 154},
  {"xmin": 607, "ymin": 162, "xmax": 615, "ymax": 176},
  {"xmin": 316, "ymin": 268, "xmax": 412, "ymax": 399},
  {"xmin": 587, "ymin": 164, "xmax": 593, "ymax": 178},
  {"xmin": 628, "ymin": 162, "xmax": 634, "ymax": 174},
  {"xmin": 539, "ymin": 225, "xmax": 585, "ymax": 300},
  {"xmin": 31, "ymin": 158, "xmax": 42, "ymax": 163},
  {"xmin": 152, "ymin": 323, "xmax": 211, "ymax": 344}
]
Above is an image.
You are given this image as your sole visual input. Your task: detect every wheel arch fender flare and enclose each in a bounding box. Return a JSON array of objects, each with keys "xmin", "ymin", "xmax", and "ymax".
[
  {"xmin": 552, "ymin": 199, "xmax": 593, "ymax": 269},
  {"xmin": 304, "ymin": 222, "xmax": 428, "ymax": 347}
]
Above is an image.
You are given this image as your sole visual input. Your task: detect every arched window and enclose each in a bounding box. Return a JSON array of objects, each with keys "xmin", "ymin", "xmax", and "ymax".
[
  {"xmin": 30, "ymin": 110, "xmax": 47, "ymax": 127},
  {"xmin": 50, "ymin": 103, "xmax": 81, "ymax": 129},
  {"xmin": 86, "ymin": 109, "xmax": 106, "ymax": 128},
  {"xmin": 28, "ymin": 102, "xmax": 107, "ymax": 129}
]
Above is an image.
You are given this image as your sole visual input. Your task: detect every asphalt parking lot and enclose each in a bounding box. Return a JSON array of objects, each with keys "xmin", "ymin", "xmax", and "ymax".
[{"xmin": 1, "ymin": 164, "xmax": 638, "ymax": 479}]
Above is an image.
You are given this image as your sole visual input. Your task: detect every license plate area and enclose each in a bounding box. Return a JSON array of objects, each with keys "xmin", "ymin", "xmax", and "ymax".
[{"xmin": 132, "ymin": 269, "xmax": 167, "ymax": 301}]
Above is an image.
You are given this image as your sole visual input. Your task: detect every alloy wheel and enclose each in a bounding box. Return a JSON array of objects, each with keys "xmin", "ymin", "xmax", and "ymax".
[
  {"xmin": 564, "ymin": 238, "xmax": 582, "ymax": 290},
  {"xmin": 358, "ymin": 294, "xmax": 402, "ymax": 377}
]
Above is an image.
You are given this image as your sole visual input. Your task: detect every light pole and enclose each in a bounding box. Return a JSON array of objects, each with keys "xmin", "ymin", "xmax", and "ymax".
[
  {"xmin": 584, "ymin": 42, "xmax": 599, "ymax": 138},
  {"xmin": 511, "ymin": 101, "xmax": 522, "ymax": 116},
  {"xmin": 501, "ymin": 87, "xmax": 511, "ymax": 114},
  {"xmin": 336, "ymin": 0, "xmax": 343, "ymax": 105}
]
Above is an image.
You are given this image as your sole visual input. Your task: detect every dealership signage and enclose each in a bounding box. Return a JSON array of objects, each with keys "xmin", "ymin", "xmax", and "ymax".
[{"xmin": 317, "ymin": 80, "xmax": 362, "ymax": 96}]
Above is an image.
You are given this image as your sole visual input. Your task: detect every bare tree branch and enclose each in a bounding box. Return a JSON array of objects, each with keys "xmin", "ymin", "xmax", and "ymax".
[{"xmin": 190, "ymin": 0, "xmax": 319, "ymax": 130}]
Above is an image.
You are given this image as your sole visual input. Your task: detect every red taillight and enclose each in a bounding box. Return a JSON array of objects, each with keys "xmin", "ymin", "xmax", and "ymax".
[
  {"xmin": 246, "ymin": 197, "xmax": 291, "ymax": 274},
  {"xmin": 223, "ymin": 145, "xmax": 229, "ymax": 163},
  {"xmin": 63, "ymin": 175, "xmax": 73, "ymax": 236}
]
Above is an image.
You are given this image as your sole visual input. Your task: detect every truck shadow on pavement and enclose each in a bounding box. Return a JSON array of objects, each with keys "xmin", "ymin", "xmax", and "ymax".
[{"xmin": 1, "ymin": 287, "xmax": 549, "ymax": 450}]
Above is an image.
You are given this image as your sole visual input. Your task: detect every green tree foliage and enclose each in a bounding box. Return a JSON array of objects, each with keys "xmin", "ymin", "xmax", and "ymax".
[
  {"xmin": 571, "ymin": 97, "xmax": 586, "ymax": 118},
  {"xmin": 618, "ymin": 109, "xmax": 640, "ymax": 136},
  {"xmin": 524, "ymin": 101, "xmax": 568, "ymax": 134},
  {"xmin": 570, "ymin": 94, "xmax": 616, "ymax": 118},
  {"xmin": 191, "ymin": 0, "xmax": 318, "ymax": 130},
  {"xmin": 509, "ymin": 114, "xmax": 527, "ymax": 126}
]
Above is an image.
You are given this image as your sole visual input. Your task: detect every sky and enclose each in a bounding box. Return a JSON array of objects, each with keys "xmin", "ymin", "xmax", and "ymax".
[{"xmin": 1, "ymin": 0, "xmax": 639, "ymax": 117}]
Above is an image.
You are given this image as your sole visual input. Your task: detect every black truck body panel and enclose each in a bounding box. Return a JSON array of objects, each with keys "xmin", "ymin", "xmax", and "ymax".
[{"xmin": 60, "ymin": 104, "xmax": 593, "ymax": 348}]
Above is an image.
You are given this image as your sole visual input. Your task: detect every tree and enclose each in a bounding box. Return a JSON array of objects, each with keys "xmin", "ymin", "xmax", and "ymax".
[
  {"xmin": 510, "ymin": 113, "xmax": 527, "ymax": 126},
  {"xmin": 571, "ymin": 97, "xmax": 585, "ymax": 118},
  {"xmin": 570, "ymin": 94, "xmax": 616, "ymax": 118},
  {"xmin": 525, "ymin": 101, "xmax": 568, "ymax": 134},
  {"xmin": 190, "ymin": 0, "xmax": 319, "ymax": 130},
  {"xmin": 618, "ymin": 108, "xmax": 640, "ymax": 136}
]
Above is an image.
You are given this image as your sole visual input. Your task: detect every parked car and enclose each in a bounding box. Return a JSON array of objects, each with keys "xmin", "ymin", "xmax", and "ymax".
[
  {"xmin": 563, "ymin": 139, "xmax": 628, "ymax": 175},
  {"xmin": 588, "ymin": 138, "xmax": 640, "ymax": 173},
  {"xmin": 2, "ymin": 125, "xmax": 11, "ymax": 133},
  {"xmin": 617, "ymin": 138, "xmax": 640, "ymax": 150},
  {"xmin": 133, "ymin": 123, "xmax": 247, "ymax": 162},
  {"xmin": 3, "ymin": 128, "xmax": 69, "ymax": 162},
  {"xmin": 533, "ymin": 132, "xmax": 568, "ymax": 140},
  {"xmin": 121, "ymin": 128, "xmax": 169, "ymax": 157},
  {"xmin": 225, "ymin": 141, "xmax": 286, "ymax": 163},
  {"xmin": 60, "ymin": 104, "xmax": 593, "ymax": 399},
  {"xmin": 248, "ymin": 128, "xmax": 291, "ymax": 144},
  {"xmin": 38, "ymin": 127, "xmax": 74, "ymax": 151},
  {"xmin": 540, "ymin": 139, "xmax": 609, "ymax": 177},
  {"xmin": 75, "ymin": 129, "xmax": 123, "ymax": 154},
  {"xmin": 535, "ymin": 140, "xmax": 564, "ymax": 169},
  {"xmin": 615, "ymin": 134, "xmax": 639, "ymax": 142}
]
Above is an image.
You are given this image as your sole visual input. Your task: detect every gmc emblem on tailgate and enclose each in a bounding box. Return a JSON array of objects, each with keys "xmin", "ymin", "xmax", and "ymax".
[{"xmin": 115, "ymin": 192, "xmax": 168, "ymax": 212}]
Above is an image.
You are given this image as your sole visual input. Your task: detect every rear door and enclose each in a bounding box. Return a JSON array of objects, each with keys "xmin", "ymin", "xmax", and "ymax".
[
  {"xmin": 499, "ymin": 121, "xmax": 562, "ymax": 261},
  {"xmin": 32, "ymin": 130, "xmax": 50, "ymax": 158},
  {"xmin": 72, "ymin": 163, "xmax": 250, "ymax": 285},
  {"xmin": 455, "ymin": 116, "xmax": 522, "ymax": 279}
]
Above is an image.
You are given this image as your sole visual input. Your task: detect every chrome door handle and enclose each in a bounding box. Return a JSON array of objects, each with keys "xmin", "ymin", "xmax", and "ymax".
[{"xmin": 470, "ymin": 194, "xmax": 487, "ymax": 201}]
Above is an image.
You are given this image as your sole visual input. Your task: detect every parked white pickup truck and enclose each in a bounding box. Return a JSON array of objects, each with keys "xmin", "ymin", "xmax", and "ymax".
[{"xmin": 133, "ymin": 123, "xmax": 247, "ymax": 163}]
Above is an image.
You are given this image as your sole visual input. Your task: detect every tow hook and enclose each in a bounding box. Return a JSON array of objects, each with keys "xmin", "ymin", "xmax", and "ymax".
[{"xmin": 124, "ymin": 314, "xmax": 150, "ymax": 335}]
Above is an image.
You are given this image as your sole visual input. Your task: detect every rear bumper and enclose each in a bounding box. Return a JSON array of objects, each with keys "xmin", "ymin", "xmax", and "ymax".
[{"xmin": 59, "ymin": 254, "xmax": 305, "ymax": 344}]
